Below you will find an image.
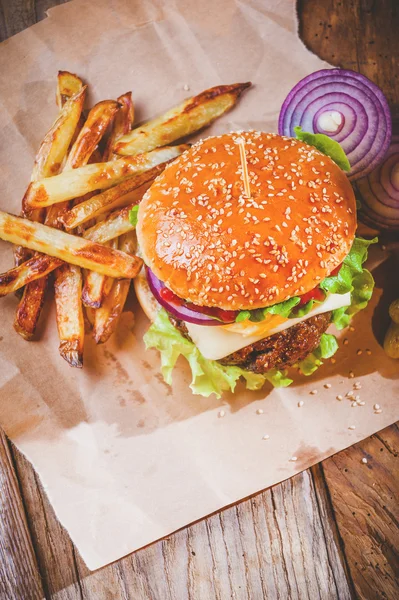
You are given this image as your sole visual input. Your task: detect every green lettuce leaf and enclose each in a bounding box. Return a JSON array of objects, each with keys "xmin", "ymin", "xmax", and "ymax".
[
  {"xmin": 294, "ymin": 126, "xmax": 351, "ymax": 172},
  {"xmin": 234, "ymin": 237, "xmax": 376, "ymax": 328},
  {"xmin": 320, "ymin": 237, "xmax": 377, "ymax": 322},
  {"xmin": 298, "ymin": 333, "xmax": 339, "ymax": 376},
  {"xmin": 129, "ymin": 205, "xmax": 139, "ymax": 227},
  {"xmin": 144, "ymin": 309, "xmax": 293, "ymax": 398},
  {"xmin": 236, "ymin": 297, "xmax": 300, "ymax": 323},
  {"xmin": 330, "ymin": 306, "xmax": 351, "ymax": 330}
]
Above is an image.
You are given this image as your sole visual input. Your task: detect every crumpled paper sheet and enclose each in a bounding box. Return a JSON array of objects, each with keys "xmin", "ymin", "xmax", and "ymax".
[{"xmin": 0, "ymin": 0, "xmax": 398, "ymax": 570}]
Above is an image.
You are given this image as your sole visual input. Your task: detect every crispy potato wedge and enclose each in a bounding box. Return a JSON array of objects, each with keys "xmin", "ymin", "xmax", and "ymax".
[
  {"xmin": 103, "ymin": 92, "xmax": 134, "ymax": 161},
  {"xmin": 16, "ymin": 95, "xmax": 115, "ymax": 336},
  {"xmin": 28, "ymin": 86, "xmax": 87, "ymax": 185},
  {"xmin": 0, "ymin": 204, "xmax": 138, "ymax": 294},
  {"xmin": 24, "ymin": 145, "xmax": 188, "ymax": 210},
  {"xmin": 64, "ymin": 100, "xmax": 120, "ymax": 170},
  {"xmin": 15, "ymin": 84, "xmax": 87, "ymax": 266},
  {"xmin": 0, "ymin": 211, "xmax": 142, "ymax": 278},
  {"xmin": 83, "ymin": 204, "xmax": 135, "ymax": 242},
  {"xmin": 82, "ymin": 238, "xmax": 118, "ymax": 308},
  {"xmin": 0, "ymin": 254, "xmax": 62, "ymax": 296},
  {"xmin": 44, "ymin": 100, "xmax": 122, "ymax": 229},
  {"xmin": 84, "ymin": 305, "xmax": 96, "ymax": 331},
  {"xmin": 93, "ymin": 278, "xmax": 131, "ymax": 344},
  {"xmin": 13, "ymin": 277, "xmax": 48, "ymax": 340},
  {"xmin": 60, "ymin": 163, "xmax": 167, "ymax": 230},
  {"xmin": 81, "ymin": 94, "xmax": 135, "ymax": 309},
  {"xmin": 114, "ymin": 83, "xmax": 251, "ymax": 156},
  {"xmin": 56, "ymin": 71, "xmax": 84, "ymax": 109},
  {"xmin": 14, "ymin": 84, "xmax": 87, "ymax": 335},
  {"xmin": 92, "ymin": 232, "xmax": 135, "ymax": 344},
  {"xmin": 54, "ymin": 264, "xmax": 85, "ymax": 368}
]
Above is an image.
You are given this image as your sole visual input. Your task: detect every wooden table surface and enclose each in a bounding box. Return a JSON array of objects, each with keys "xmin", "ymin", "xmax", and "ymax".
[{"xmin": 0, "ymin": 1, "xmax": 398, "ymax": 599}]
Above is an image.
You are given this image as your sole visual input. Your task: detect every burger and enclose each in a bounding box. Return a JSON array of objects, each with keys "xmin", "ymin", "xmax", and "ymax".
[{"xmin": 134, "ymin": 131, "xmax": 376, "ymax": 397}]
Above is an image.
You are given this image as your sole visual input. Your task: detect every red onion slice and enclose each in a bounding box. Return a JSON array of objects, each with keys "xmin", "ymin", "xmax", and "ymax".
[
  {"xmin": 146, "ymin": 268, "xmax": 237, "ymax": 326},
  {"xmin": 356, "ymin": 134, "xmax": 399, "ymax": 230},
  {"xmin": 278, "ymin": 69, "xmax": 391, "ymax": 181}
]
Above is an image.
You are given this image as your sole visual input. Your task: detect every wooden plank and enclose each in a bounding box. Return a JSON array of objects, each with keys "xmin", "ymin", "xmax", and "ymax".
[
  {"xmin": 0, "ymin": 431, "xmax": 44, "ymax": 600},
  {"xmin": 13, "ymin": 451, "xmax": 352, "ymax": 599},
  {"xmin": 322, "ymin": 425, "xmax": 399, "ymax": 600},
  {"xmin": 0, "ymin": 0, "xmax": 36, "ymax": 41},
  {"xmin": 299, "ymin": 0, "xmax": 399, "ymax": 116},
  {"xmin": 11, "ymin": 448, "xmax": 89, "ymax": 600}
]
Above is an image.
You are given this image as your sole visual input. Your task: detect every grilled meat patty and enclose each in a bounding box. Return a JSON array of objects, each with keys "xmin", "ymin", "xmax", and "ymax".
[{"xmin": 170, "ymin": 312, "xmax": 332, "ymax": 373}]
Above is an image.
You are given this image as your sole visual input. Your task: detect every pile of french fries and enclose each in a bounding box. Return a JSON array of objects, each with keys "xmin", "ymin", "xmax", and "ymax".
[{"xmin": 0, "ymin": 71, "xmax": 251, "ymax": 367}]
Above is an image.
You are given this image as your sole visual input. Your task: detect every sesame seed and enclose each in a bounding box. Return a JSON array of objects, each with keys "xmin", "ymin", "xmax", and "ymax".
[
  {"xmin": 183, "ymin": 83, "xmax": 190, "ymax": 91},
  {"xmin": 353, "ymin": 382, "xmax": 362, "ymax": 390},
  {"xmin": 256, "ymin": 408, "xmax": 264, "ymax": 415},
  {"xmin": 349, "ymin": 326, "xmax": 355, "ymax": 332},
  {"xmin": 298, "ymin": 400, "xmax": 304, "ymax": 407},
  {"xmin": 336, "ymin": 395, "xmax": 343, "ymax": 401},
  {"xmin": 310, "ymin": 389, "xmax": 318, "ymax": 395},
  {"xmin": 324, "ymin": 383, "xmax": 331, "ymax": 389},
  {"xmin": 343, "ymin": 338, "xmax": 349, "ymax": 346},
  {"xmin": 373, "ymin": 403, "xmax": 380, "ymax": 410},
  {"xmin": 349, "ymin": 371, "xmax": 355, "ymax": 379},
  {"xmin": 348, "ymin": 425, "xmax": 356, "ymax": 430},
  {"xmin": 362, "ymin": 458, "xmax": 368, "ymax": 464},
  {"xmin": 262, "ymin": 434, "xmax": 270, "ymax": 440},
  {"xmin": 357, "ymin": 349, "xmax": 362, "ymax": 356},
  {"xmin": 351, "ymin": 402, "xmax": 357, "ymax": 407},
  {"xmin": 374, "ymin": 408, "xmax": 383, "ymax": 414},
  {"xmin": 331, "ymin": 358, "xmax": 336, "ymax": 364},
  {"xmin": 218, "ymin": 410, "xmax": 225, "ymax": 418},
  {"xmin": 366, "ymin": 349, "xmax": 372, "ymax": 355},
  {"xmin": 289, "ymin": 456, "xmax": 298, "ymax": 462}
]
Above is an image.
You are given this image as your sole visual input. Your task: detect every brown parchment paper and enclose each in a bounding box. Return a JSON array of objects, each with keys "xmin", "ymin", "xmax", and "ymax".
[{"xmin": 0, "ymin": 0, "xmax": 398, "ymax": 570}]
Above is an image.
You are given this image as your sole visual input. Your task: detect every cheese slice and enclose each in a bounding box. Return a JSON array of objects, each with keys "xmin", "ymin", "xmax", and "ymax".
[{"xmin": 185, "ymin": 292, "xmax": 351, "ymax": 361}]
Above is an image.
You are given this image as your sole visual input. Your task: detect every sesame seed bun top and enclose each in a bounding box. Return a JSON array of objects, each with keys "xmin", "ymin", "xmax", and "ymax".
[{"xmin": 136, "ymin": 131, "xmax": 357, "ymax": 310}]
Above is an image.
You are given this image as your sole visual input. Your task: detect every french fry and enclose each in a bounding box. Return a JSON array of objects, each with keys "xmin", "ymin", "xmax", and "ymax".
[
  {"xmin": 13, "ymin": 278, "xmax": 48, "ymax": 340},
  {"xmin": 81, "ymin": 94, "xmax": 135, "ymax": 308},
  {"xmin": 64, "ymin": 100, "xmax": 120, "ymax": 170},
  {"xmin": 103, "ymin": 92, "xmax": 134, "ymax": 160},
  {"xmin": 54, "ymin": 264, "xmax": 85, "ymax": 368},
  {"xmin": 61, "ymin": 165, "xmax": 165, "ymax": 230},
  {"xmin": 82, "ymin": 238, "xmax": 118, "ymax": 308},
  {"xmin": 0, "ymin": 255, "xmax": 62, "ymax": 297},
  {"xmin": 0, "ymin": 204, "xmax": 138, "ymax": 295},
  {"xmin": 0, "ymin": 211, "xmax": 142, "ymax": 279},
  {"xmin": 92, "ymin": 232, "xmax": 136, "ymax": 344},
  {"xmin": 84, "ymin": 305, "xmax": 96, "ymax": 332},
  {"xmin": 15, "ymin": 83, "xmax": 87, "ymax": 265},
  {"xmin": 83, "ymin": 204, "xmax": 135, "ymax": 242},
  {"xmin": 17, "ymin": 92, "xmax": 114, "ymax": 339},
  {"xmin": 14, "ymin": 83, "xmax": 87, "ymax": 336},
  {"xmin": 28, "ymin": 86, "xmax": 88, "ymax": 186},
  {"xmin": 114, "ymin": 83, "xmax": 251, "ymax": 156},
  {"xmin": 23, "ymin": 145, "xmax": 188, "ymax": 210},
  {"xmin": 56, "ymin": 71, "xmax": 84, "ymax": 109}
]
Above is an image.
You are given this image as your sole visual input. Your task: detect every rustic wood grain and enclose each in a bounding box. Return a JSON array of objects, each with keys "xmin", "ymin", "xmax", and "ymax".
[
  {"xmin": 322, "ymin": 426, "xmax": 399, "ymax": 600},
  {"xmin": 0, "ymin": 1, "xmax": 398, "ymax": 599},
  {"xmin": 298, "ymin": 0, "xmax": 399, "ymax": 118},
  {"xmin": 0, "ymin": 431, "xmax": 44, "ymax": 600},
  {"xmin": 13, "ymin": 450, "xmax": 353, "ymax": 600}
]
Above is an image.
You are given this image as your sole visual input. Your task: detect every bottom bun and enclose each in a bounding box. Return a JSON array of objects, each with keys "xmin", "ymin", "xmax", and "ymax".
[{"xmin": 134, "ymin": 267, "xmax": 160, "ymax": 323}]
